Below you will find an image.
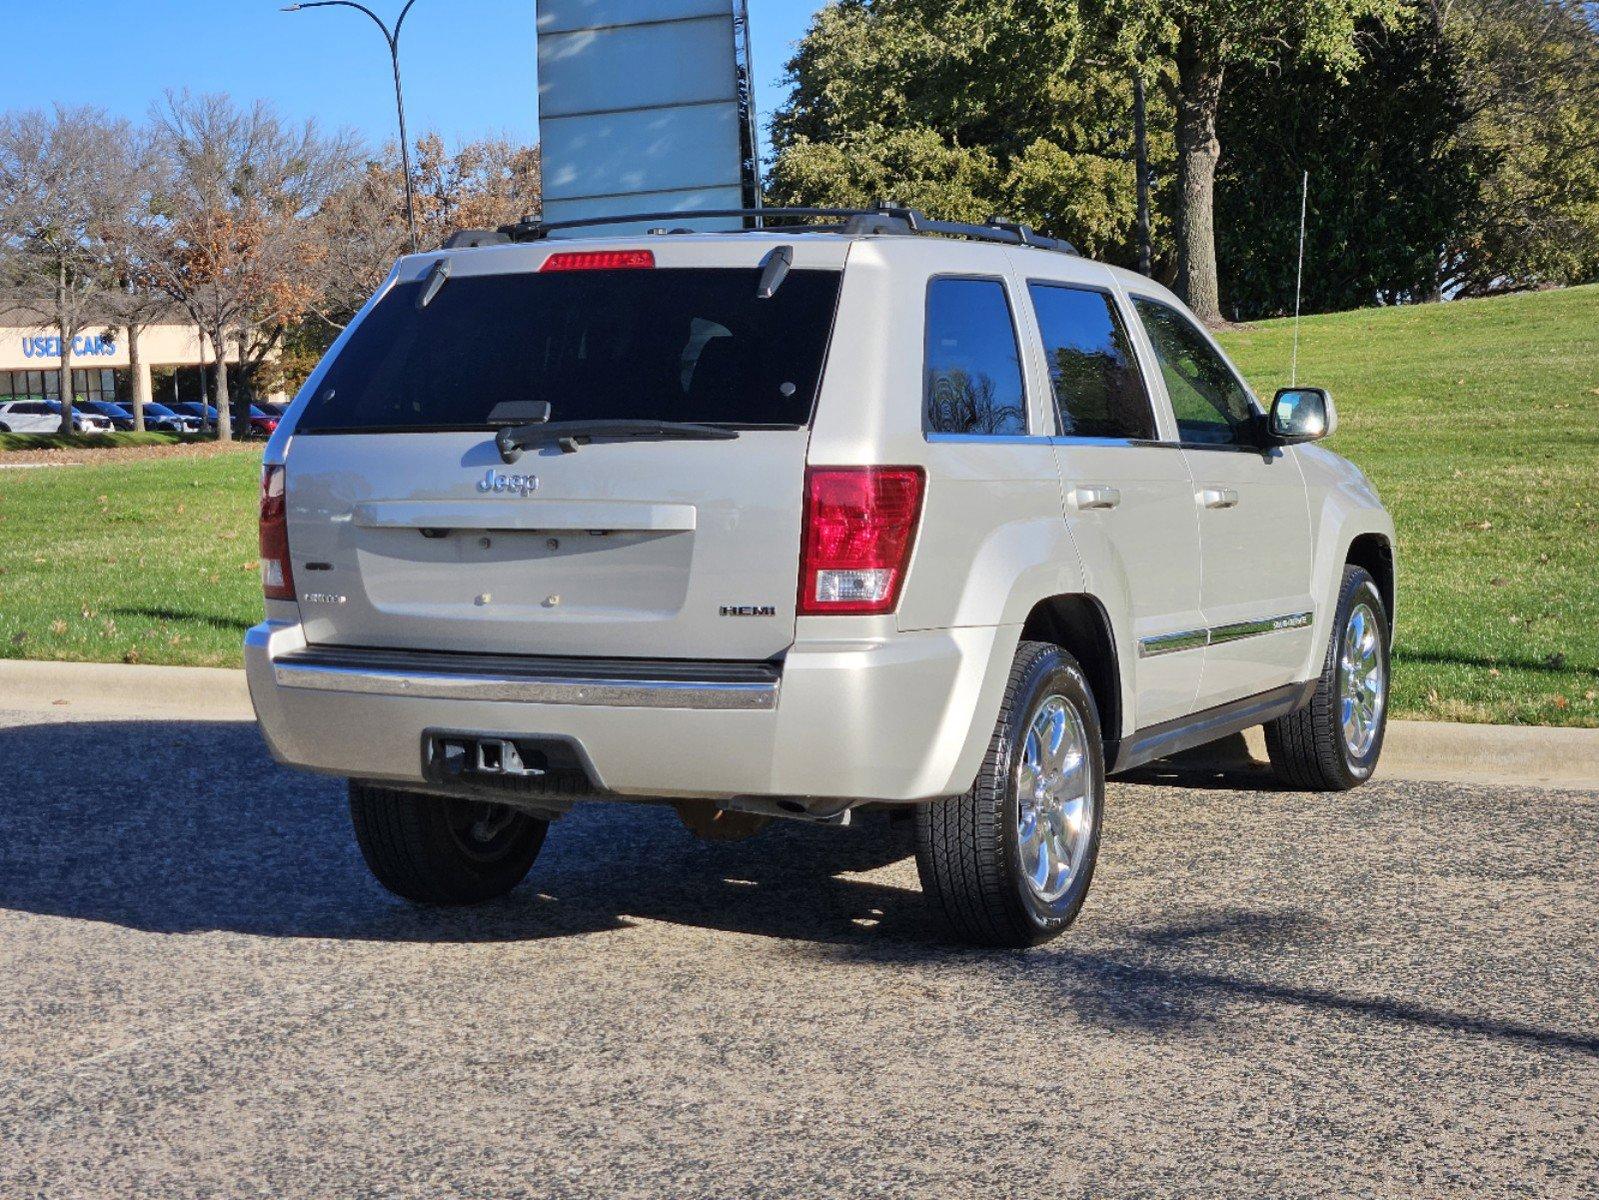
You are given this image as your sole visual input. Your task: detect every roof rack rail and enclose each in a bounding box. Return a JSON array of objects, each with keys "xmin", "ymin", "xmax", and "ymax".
[
  {"xmin": 486, "ymin": 203, "xmax": 1078, "ymax": 256},
  {"xmin": 443, "ymin": 228, "xmax": 512, "ymax": 249}
]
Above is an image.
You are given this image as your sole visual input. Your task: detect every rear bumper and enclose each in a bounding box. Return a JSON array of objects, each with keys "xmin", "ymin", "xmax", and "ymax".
[{"xmin": 246, "ymin": 620, "xmax": 1012, "ymax": 806}]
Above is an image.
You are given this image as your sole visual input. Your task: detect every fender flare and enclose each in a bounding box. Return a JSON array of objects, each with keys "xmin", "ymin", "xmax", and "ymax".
[{"xmin": 1302, "ymin": 503, "xmax": 1397, "ymax": 680}]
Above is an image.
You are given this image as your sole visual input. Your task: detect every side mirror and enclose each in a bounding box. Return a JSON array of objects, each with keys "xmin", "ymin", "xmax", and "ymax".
[{"xmin": 1268, "ymin": 387, "xmax": 1336, "ymax": 444}]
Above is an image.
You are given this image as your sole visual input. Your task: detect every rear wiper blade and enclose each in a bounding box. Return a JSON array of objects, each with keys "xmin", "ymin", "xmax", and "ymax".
[{"xmin": 496, "ymin": 419, "xmax": 739, "ymax": 462}]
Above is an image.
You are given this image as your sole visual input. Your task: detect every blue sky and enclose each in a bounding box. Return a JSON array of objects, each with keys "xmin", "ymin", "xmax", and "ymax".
[{"xmin": 0, "ymin": 0, "xmax": 824, "ymax": 160}]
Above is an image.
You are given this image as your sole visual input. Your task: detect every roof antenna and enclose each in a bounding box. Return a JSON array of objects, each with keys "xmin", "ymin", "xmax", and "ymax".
[{"xmin": 1291, "ymin": 169, "xmax": 1309, "ymax": 387}]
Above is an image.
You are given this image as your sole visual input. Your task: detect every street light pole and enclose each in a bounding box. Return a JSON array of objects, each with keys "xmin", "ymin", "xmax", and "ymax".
[{"xmin": 282, "ymin": 0, "xmax": 422, "ymax": 252}]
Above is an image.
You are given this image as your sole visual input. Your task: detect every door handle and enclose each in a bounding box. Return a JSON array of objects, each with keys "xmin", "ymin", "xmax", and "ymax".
[
  {"xmin": 1198, "ymin": 487, "xmax": 1240, "ymax": 509},
  {"xmin": 1070, "ymin": 485, "xmax": 1121, "ymax": 511}
]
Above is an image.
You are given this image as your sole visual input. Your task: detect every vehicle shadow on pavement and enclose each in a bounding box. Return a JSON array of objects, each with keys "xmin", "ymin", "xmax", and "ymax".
[
  {"xmin": 4, "ymin": 717, "xmax": 1594, "ymax": 1060},
  {"xmin": 0, "ymin": 717, "xmax": 933, "ymax": 946},
  {"xmin": 1114, "ymin": 733, "xmax": 1296, "ymax": 791}
]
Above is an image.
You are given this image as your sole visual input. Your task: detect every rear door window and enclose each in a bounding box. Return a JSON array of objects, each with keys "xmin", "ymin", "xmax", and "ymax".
[
  {"xmin": 1028, "ymin": 283, "xmax": 1156, "ymax": 440},
  {"xmin": 923, "ymin": 277, "xmax": 1028, "ymax": 436},
  {"xmin": 298, "ymin": 267, "xmax": 843, "ymax": 433}
]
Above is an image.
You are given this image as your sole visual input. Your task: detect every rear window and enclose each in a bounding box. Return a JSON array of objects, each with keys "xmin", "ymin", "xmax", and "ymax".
[{"xmin": 297, "ymin": 266, "xmax": 843, "ymax": 433}]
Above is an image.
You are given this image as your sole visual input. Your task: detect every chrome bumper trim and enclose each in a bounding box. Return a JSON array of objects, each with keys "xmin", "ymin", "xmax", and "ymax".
[
  {"xmin": 272, "ymin": 657, "xmax": 780, "ymax": 711},
  {"xmin": 1139, "ymin": 610, "xmax": 1313, "ymax": 658}
]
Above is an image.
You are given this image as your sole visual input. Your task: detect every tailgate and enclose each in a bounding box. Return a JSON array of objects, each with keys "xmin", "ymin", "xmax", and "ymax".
[{"xmin": 284, "ymin": 430, "xmax": 808, "ymax": 659}]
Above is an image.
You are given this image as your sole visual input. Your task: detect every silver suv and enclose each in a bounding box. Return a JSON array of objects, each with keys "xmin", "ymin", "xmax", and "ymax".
[{"xmin": 248, "ymin": 207, "xmax": 1395, "ymax": 947}]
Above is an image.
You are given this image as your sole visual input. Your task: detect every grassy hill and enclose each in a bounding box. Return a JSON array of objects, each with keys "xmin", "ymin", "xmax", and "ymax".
[
  {"xmin": 1, "ymin": 286, "xmax": 1595, "ymax": 726},
  {"xmin": 1220, "ymin": 283, "xmax": 1599, "ymax": 726}
]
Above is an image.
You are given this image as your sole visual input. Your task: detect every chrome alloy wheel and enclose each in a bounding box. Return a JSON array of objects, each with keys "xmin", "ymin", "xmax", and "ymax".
[
  {"xmin": 1015, "ymin": 694, "xmax": 1095, "ymax": 904},
  {"xmin": 1339, "ymin": 602, "xmax": 1386, "ymax": 758}
]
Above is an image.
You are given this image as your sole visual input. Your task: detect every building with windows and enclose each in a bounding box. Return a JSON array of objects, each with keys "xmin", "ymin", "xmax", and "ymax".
[{"xmin": 0, "ymin": 301, "xmax": 255, "ymax": 411}]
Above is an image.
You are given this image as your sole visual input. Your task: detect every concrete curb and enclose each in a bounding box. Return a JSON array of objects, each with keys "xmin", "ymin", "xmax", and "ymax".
[
  {"xmin": 2, "ymin": 659, "xmax": 1595, "ymax": 791},
  {"xmin": 0, "ymin": 658, "xmax": 254, "ymax": 721},
  {"xmin": 1241, "ymin": 723, "xmax": 1599, "ymax": 792}
]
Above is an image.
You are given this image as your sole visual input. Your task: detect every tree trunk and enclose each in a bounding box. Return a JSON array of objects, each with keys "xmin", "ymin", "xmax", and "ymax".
[
  {"xmin": 1133, "ymin": 67, "xmax": 1153, "ymax": 279},
  {"xmin": 55, "ymin": 263, "xmax": 75, "ymax": 435},
  {"xmin": 233, "ymin": 328, "xmax": 251, "ymax": 436},
  {"xmin": 211, "ymin": 327, "xmax": 233, "ymax": 442},
  {"xmin": 1175, "ymin": 35, "xmax": 1224, "ymax": 325},
  {"xmin": 126, "ymin": 323, "xmax": 147, "ymax": 431},
  {"xmin": 56, "ymin": 344, "xmax": 74, "ymax": 435}
]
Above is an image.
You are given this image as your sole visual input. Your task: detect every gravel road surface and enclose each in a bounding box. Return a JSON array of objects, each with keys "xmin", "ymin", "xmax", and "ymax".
[{"xmin": 1, "ymin": 706, "xmax": 1594, "ymax": 1199}]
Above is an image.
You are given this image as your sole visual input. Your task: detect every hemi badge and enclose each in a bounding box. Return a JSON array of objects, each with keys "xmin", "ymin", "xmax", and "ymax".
[{"xmin": 720, "ymin": 605, "xmax": 776, "ymax": 617}]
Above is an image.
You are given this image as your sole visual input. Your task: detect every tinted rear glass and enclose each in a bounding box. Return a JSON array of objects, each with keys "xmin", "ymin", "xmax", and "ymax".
[{"xmin": 298, "ymin": 267, "xmax": 843, "ymax": 433}]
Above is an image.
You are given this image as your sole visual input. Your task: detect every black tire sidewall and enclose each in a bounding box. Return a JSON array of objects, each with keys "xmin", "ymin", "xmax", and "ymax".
[
  {"xmin": 999, "ymin": 649, "xmax": 1106, "ymax": 939},
  {"xmin": 349, "ymin": 783, "xmax": 547, "ymax": 905}
]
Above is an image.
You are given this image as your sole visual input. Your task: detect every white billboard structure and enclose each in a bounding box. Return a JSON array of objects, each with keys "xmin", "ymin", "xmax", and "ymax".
[{"xmin": 535, "ymin": 0, "xmax": 760, "ymax": 234}]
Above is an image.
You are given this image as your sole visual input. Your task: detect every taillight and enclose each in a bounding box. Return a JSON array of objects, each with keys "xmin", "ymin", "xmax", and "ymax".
[
  {"xmin": 540, "ymin": 249, "xmax": 655, "ymax": 272},
  {"xmin": 259, "ymin": 465, "xmax": 294, "ymax": 601},
  {"xmin": 798, "ymin": 467, "xmax": 925, "ymax": 615}
]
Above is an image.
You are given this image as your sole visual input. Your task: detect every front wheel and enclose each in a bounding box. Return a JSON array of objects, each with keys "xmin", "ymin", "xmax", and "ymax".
[
  {"xmin": 1265, "ymin": 565, "xmax": 1390, "ymax": 790},
  {"xmin": 349, "ymin": 782, "xmax": 547, "ymax": 905},
  {"xmin": 914, "ymin": 641, "xmax": 1105, "ymax": 948}
]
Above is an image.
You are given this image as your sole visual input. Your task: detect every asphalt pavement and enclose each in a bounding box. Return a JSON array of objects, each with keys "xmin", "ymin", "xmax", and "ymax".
[{"xmin": 0, "ymin": 704, "xmax": 1594, "ymax": 1199}]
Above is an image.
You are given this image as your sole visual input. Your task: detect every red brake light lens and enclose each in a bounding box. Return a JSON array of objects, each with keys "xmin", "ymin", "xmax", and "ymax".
[
  {"xmin": 259, "ymin": 465, "xmax": 294, "ymax": 601},
  {"xmin": 540, "ymin": 250, "xmax": 655, "ymax": 272},
  {"xmin": 798, "ymin": 467, "xmax": 925, "ymax": 616}
]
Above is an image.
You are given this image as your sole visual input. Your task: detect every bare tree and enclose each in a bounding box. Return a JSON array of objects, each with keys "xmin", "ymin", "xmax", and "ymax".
[
  {"xmin": 311, "ymin": 133, "xmax": 540, "ymax": 329},
  {"xmin": 0, "ymin": 106, "xmax": 149, "ymax": 433},
  {"xmin": 143, "ymin": 91, "xmax": 359, "ymax": 440},
  {"xmin": 101, "ymin": 153, "xmax": 171, "ymax": 433}
]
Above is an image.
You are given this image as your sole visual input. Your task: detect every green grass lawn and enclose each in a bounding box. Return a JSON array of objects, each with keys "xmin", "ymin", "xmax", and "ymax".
[
  {"xmin": 1, "ymin": 285, "xmax": 1595, "ymax": 725},
  {"xmin": 1219, "ymin": 283, "xmax": 1599, "ymax": 727},
  {"xmin": 0, "ymin": 449, "xmax": 265, "ymax": 669}
]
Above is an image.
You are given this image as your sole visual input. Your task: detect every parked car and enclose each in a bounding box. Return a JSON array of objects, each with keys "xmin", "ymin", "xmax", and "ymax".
[
  {"xmin": 80, "ymin": 401, "xmax": 138, "ymax": 431},
  {"xmin": 0, "ymin": 401, "xmax": 62, "ymax": 434},
  {"xmin": 247, "ymin": 208, "xmax": 1395, "ymax": 948},
  {"xmin": 168, "ymin": 402, "xmax": 219, "ymax": 428},
  {"xmin": 0, "ymin": 400, "xmax": 113, "ymax": 433},
  {"xmin": 247, "ymin": 406, "xmax": 279, "ymax": 438},
  {"xmin": 139, "ymin": 402, "xmax": 203, "ymax": 433}
]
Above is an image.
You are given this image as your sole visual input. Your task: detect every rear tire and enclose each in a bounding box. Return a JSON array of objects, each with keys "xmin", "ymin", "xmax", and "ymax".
[
  {"xmin": 1265, "ymin": 565, "xmax": 1390, "ymax": 791},
  {"xmin": 914, "ymin": 641, "xmax": 1105, "ymax": 948},
  {"xmin": 349, "ymin": 782, "xmax": 547, "ymax": 905}
]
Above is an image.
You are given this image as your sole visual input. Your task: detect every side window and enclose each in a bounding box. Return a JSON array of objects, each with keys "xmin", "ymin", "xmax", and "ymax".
[
  {"xmin": 1131, "ymin": 297, "xmax": 1257, "ymax": 446},
  {"xmin": 1028, "ymin": 283, "xmax": 1156, "ymax": 441},
  {"xmin": 923, "ymin": 277, "xmax": 1028, "ymax": 436}
]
